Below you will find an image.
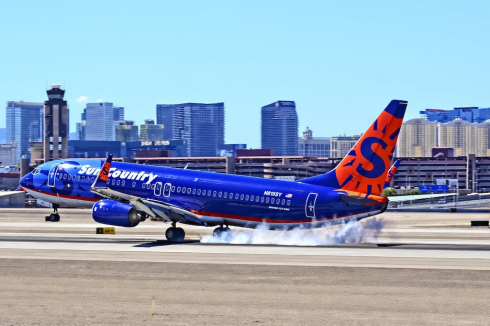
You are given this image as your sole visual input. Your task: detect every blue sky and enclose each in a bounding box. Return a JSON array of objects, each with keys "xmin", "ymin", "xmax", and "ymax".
[{"xmin": 1, "ymin": 0, "xmax": 489, "ymax": 147}]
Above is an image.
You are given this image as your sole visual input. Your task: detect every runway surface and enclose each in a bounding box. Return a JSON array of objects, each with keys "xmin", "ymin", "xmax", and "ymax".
[{"xmin": 1, "ymin": 208, "xmax": 490, "ymax": 325}]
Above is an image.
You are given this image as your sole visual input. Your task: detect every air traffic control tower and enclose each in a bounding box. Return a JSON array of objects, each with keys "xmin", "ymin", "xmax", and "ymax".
[{"xmin": 44, "ymin": 84, "xmax": 68, "ymax": 162}]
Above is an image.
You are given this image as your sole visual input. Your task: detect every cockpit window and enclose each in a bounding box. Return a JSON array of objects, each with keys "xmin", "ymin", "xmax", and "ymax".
[{"xmin": 32, "ymin": 168, "xmax": 41, "ymax": 175}]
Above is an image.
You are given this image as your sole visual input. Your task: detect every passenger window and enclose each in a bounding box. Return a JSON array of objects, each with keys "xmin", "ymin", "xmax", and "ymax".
[
  {"xmin": 260, "ymin": 197, "xmax": 264, "ymax": 203},
  {"xmin": 142, "ymin": 183, "xmax": 145, "ymax": 189},
  {"xmin": 63, "ymin": 174, "xmax": 67, "ymax": 180},
  {"xmin": 171, "ymin": 186, "xmax": 175, "ymax": 192},
  {"xmin": 152, "ymin": 184, "xmax": 156, "ymax": 190},
  {"xmin": 271, "ymin": 198, "xmax": 275, "ymax": 204},
  {"xmin": 255, "ymin": 196, "xmax": 259, "ymax": 202},
  {"xmin": 266, "ymin": 197, "xmax": 270, "ymax": 203},
  {"xmin": 251, "ymin": 195, "xmax": 254, "ymax": 201},
  {"xmin": 281, "ymin": 199, "xmax": 285, "ymax": 205},
  {"xmin": 187, "ymin": 188, "xmax": 191, "ymax": 194},
  {"xmin": 122, "ymin": 181, "xmax": 125, "ymax": 186},
  {"xmin": 218, "ymin": 192, "xmax": 222, "ymax": 197},
  {"xmin": 182, "ymin": 187, "xmax": 186, "ymax": 193},
  {"xmin": 177, "ymin": 187, "xmax": 181, "ymax": 193},
  {"xmin": 229, "ymin": 193, "xmax": 233, "ymax": 199},
  {"xmin": 198, "ymin": 189, "xmax": 201, "ymax": 195},
  {"xmin": 287, "ymin": 200, "xmax": 291, "ymax": 206},
  {"xmin": 240, "ymin": 194, "xmax": 244, "ymax": 200},
  {"xmin": 224, "ymin": 192, "xmax": 228, "ymax": 199},
  {"xmin": 193, "ymin": 189, "xmax": 196, "ymax": 194},
  {"xmin": 91, "ymin": 177, "xmax": 95, "ymax": 182},
  {"xmin": 132, "ymin": 182, "xmax": 136, "ymax": 187},
  {"xmin": 117, "ymin": 180, "xmax": 120, "ymax": 186},
  {"xmin": 207, "ymin": 190, "xmax": 211, "ymax": 196},
  {"xmin": 77, "ymin": 175, "xmax": 80, "ymax": 181},
  {"xmin": 213, "ymin": 191, "xmax": 217, "ymax": 197},
  {"xmin": 235, "ymin": 194, "xmax": 239, "ymax": 200},
  {"xmin": 245, "ymin": 195, "xmax": 249, "ymax": 201}
]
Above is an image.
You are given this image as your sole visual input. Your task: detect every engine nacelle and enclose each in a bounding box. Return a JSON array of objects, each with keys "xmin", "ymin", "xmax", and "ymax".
[{"xmin": 92, "ymin": 200, "xmax": 140, "ymax": 227}]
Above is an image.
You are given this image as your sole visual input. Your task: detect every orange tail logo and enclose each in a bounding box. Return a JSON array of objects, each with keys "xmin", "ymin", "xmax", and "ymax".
[{"xmin": 334, "ymin": 100, "xmax": 407, "ymax": 196}]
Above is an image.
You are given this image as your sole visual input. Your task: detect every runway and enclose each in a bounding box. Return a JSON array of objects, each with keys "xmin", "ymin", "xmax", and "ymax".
[{"xmin": 1, "ymin": 208, "xmax": 490, "ymax": 325}]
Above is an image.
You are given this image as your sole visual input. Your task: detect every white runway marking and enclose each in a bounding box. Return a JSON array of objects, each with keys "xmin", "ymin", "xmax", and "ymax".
[{"xmin": 1, "ymin": 240, "xmax": 490, "ymax": 260}]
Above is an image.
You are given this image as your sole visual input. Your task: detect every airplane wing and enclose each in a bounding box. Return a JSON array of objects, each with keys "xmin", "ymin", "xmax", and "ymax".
[
  {"xmin": 90, "ymin": 155, "xmax": 206, "ymax": 226},
  {"xmin": 387, "ymin": 193, "xmax": 456, "ymax": 202}
]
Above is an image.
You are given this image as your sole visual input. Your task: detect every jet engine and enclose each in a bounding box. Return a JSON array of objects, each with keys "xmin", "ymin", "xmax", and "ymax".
[{"xmin": 92, "ymin": 199, "xmax": 140, "ymax": 227}]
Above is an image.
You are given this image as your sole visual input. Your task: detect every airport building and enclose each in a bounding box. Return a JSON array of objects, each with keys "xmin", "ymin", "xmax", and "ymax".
[
  {"xmin": 330, "ymin": 135, "xmax": 361, "ymax": 158},
  {"xmin": 298, "ymin": 127, "xmax": 330, "ymax": 157},
  {"xmin": 43, "ymin": 84, "xmax": 69, "ymax": 162},
  {"xmin": 84, "ymin": 102, "xmax": 115, "ymax": 141},
  {"xmin": 6, "ymin": 101, "xmax": 43, "ymax": 163},
  {"xmin": 261, "ymin": 101, "xmax": 298, "ymax": 156}
]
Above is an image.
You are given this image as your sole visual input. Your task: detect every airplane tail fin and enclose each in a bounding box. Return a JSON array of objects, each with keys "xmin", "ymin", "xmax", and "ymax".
[
  {"xmin": 300, "ymin": 100, "xmax": 407, "ymax": 196},
  {"xmin": 383, "ymin": 159, "xmax": 401, "ymax": 189},
  {"xmin": 92, "ymin": 154, "xmax": 113, "ymax": 189}
]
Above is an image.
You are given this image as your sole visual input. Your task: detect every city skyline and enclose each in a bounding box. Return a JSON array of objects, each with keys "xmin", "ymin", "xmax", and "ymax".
[{"xmin": 1, "ymin": 1, "xmax": 489, "ymax": 148}]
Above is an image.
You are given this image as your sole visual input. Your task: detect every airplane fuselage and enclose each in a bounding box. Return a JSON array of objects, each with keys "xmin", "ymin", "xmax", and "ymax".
[{"xmin": 21, "ymin": 159, "xmax": 386, "ymax": 229}]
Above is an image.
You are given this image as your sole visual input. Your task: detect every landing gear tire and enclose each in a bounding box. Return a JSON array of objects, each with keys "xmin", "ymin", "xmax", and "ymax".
[
  {"xmin": 213, "ymin": 227, "xmax": 232, "ymax": 240},
  {"xmin": 46, "ymin": 213, "xmax": 60, "ymax": 222},
  {"xmin": 165, "ymin": 227, "xmax": 185, "ymax": 242}
]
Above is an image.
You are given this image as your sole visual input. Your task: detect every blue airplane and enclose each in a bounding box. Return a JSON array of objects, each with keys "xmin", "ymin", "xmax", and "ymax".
[{"xmin": 20, "ymin": 100, "xmax": 415, "ymax": 241}]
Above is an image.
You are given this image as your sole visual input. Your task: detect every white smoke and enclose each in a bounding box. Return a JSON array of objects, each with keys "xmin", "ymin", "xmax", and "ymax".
[{"xmin": 200, "ymin": 217, "xmax": 387, "ymax": 246}]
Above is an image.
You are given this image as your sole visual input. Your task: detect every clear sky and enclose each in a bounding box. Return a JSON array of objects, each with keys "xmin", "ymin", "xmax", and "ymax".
[{"xmin": 1, "ymin": 0, "xmax": 489, "ymax": 147}]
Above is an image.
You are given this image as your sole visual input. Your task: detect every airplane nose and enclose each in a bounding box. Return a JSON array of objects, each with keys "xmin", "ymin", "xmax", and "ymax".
[{"xmin": 19, "ymin": 173, "xmax": 33, "ymax": 189}]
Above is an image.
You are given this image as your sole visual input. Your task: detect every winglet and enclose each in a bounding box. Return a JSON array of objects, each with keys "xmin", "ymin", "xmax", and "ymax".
[
  {"xmin": 91, "ymin": 154, "xmax": 113, "ymax": 189},
  {"xmin": 383, "ymin": 159, "xmax": 401, "ymax": 189}
]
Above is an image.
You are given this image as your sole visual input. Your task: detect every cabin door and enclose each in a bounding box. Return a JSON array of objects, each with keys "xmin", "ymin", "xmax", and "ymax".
[
  {"xmin": 47, "ymin": 163, "xmax": 60, "ymax": 187},
  {"xmin": 305, "ymin": 193, "xmax": 318, "ymax": 218},
  {"xmin": 163, "ymin": 183, "xmax": 172, "ymax": 197}
]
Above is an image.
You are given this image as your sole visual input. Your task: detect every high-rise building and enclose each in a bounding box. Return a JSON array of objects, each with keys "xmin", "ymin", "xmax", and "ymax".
[
  {"xmin": 115, "ymin": 120, "xmax": 139, "ymax": 142},
  {"xmin": 139, "ymin": 120, "xmax": 164, "ymax": 142},
  {"xmin": 397, "ymin": 118, "xmax": 438, "ymax": 157},
  {"xmin": 6, "ymin": 101, "xmax": 43, "ymax": 163},
  {"xmin": 113, "ymin": 106, "xmax": 125, "ymax": 121},
  {"xmin": 330, "ymin": 135, "xmax": 361, "ymax": 158},
  {"xmin": 43, "ymin": 84, "xmax": 68, "ymax": 161},
  {"xmin": 85, "ymin": 102, "xmax": 115, "ymax": 141},
  {"xmin": 261, "ymin": 101, "xmax": 298, "ymax": 156},
  {"xmin": 157, "ymin": 102, "xmax": 225, "ymax": 157},
  {"xmin": 298, "ymin": 127, "xmax": 330, "ymax": 157},
  {"xmin": 420, "ymin": 107, "xmax": 490, "ymax": 123},
  {"xmin": 156, "ymin": 104, "xmax": 173, "ymax": 140}
]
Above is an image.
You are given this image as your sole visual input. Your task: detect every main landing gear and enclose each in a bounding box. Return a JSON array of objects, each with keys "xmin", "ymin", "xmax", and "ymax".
[
  {"xmin": 213, "ymin": 226, "xmax": 232, "ymax": 240},
  {"xmin": 45, "ymin": 204, "xmax": 60, "ymax": 222},
  {"xmin": 165, "ymin": 222, "xmax": 185, "ymax": 242}
]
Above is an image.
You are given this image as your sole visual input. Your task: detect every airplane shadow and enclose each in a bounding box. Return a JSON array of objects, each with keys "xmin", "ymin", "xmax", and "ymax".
[{"xmin": 133, "ymin": 239, "xmax": 201, "ymax": 247}]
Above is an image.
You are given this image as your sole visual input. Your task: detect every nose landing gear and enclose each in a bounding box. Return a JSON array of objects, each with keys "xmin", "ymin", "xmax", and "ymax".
[{"xmin": 45, "ymin": 204, "xmax": 60, "ymax": 222}]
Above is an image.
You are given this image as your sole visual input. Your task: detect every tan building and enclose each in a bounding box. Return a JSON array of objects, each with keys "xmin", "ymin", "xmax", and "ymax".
[
  {"xmin": 0, "ymin": 142, "xmax": 17, "ymax": 166},
  {"xmin": 330, "ymin": 135, "xmax": 361, "ymax": 158},
  {"xmin": 397, "ymin": 118, "xmax": 438, "ymax": 157},
  {"xmin": 438, "ymin": 119, "xmax": 478, "ymax": 156}
]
